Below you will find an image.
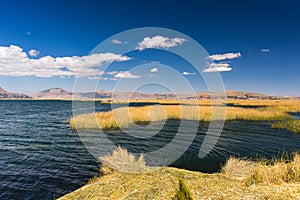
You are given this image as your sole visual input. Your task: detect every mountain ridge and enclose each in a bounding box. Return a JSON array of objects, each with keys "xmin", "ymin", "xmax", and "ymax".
[
  {"xmin": 0, "ymin": 87, "xmax": 31, "ymax": 99},
  {"xmin": 1, "ymin": 87, "xmax": 299, "ymax": 100}
]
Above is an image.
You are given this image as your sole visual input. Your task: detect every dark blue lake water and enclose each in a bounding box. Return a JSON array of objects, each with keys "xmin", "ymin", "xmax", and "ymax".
[{"xmin": 1, "ymin": 100, "xmax": 300, "ymax": 200}]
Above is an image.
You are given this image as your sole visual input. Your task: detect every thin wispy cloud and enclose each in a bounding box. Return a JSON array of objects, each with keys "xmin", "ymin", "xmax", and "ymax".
[
  {"xmin": 88, "ymin": 76, "xmax": 117, "ymax": 81},
  {"xmin": 0, "ymin": 45, "xmax": 131, "ymax": 78},
  {"xmin": 261, "ymin": 49, "xmax": 270, "ymax": 52},
  {"xmin": 28, "ymin": 49, "xmax": 39, "ymax": 57},
  {"xmin": 182, "ymin": 71, "xmax": 196, "ymax": 75},
  {"xmin": 150, "ymin": 67, "xmax": 158, "ymax": 73},
  {"xmin": 150, "ymin": 61, "xmax": 160, "ymax": 64},
  {"xmin": 114, "ymin": 71, "xmax": 140, "ymax": 79},
  {"xmin": 203, "ymin": 62, "xmax": 232, "ymax": 73},
  {"xmin": 102, "ymin": 77, "xmax": 118, "ymax": 81},
  {"xmin": 106, "ymin": 71, "xmax": 118, "ymax": 75},
  {"xmin": 203, "ymin": 65, "xmax": 232, "ymax": 73},
  {"xmin": 208, "ymin": 63, "xmax": 230, "ymax": 68},
  {"xmin": 136, "ymin": 36, "xmax": 186, "ymax": 51},
  {"xmin": 208, "ymin": 52, "xmax": 241, "ymax": 61},
  {"xmin": 111, "ymin": 39, "xmax": 128, "ymax": 45}
]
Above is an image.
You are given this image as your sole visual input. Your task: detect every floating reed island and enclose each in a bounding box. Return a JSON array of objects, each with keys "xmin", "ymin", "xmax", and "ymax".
[
  {"xmin": 59, "ymin": 147, "xmax": 300, "ymax": 199},
  {"xmin": 70, "ymin": 100, "xmax": 300, "ymax": 132}
]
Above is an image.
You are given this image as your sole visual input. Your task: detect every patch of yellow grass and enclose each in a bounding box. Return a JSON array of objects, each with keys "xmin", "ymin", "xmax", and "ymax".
[
  {"xmin": 222, "ymin": 153, "xmax": 300, "ymax": 185},
  {"xmin": 246, "ymin": 153, "xmax": 300, "ymax": 185},
  {"xmin": 227, "ymin": 100, "xmax": 300, "ymax": 112},
  {"xmin": 70, "ymin": 104, "xmax": 290, "ymax": 130},
  {"xmin": 272, "ymin": 120, "xmax": 300, "ymax": 134}
]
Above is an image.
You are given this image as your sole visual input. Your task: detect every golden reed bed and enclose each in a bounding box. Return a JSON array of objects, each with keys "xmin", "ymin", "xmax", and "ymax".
[{"xmin": 70, "ymin": 100, "xmax": 300, "ymax": 131}]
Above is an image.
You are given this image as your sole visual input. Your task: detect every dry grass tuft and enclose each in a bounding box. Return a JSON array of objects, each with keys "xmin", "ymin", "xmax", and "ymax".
[
  {"xmin": 99, "ymin": 146, "xmax": 147, "ymax": 173},
  {"xmin": 222, "ymin": 157, "xmax": 257, "ymax": 180},
  {"xmin": 222, "ymin": 153, "xmax": 300, "ymax": 186},
  {"xmin": 246, "ymin": 153, "xmax": 300, "ymax": 185}
]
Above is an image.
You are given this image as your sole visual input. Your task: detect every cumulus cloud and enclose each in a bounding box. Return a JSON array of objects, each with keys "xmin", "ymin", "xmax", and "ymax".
[
  {"xmin": 28, "ymin": 49, "xmax": 39, "ymax": 57},
  {"xmin": 0, "ymin": 45, "xmax": 131, "ymax": 78},
  {"xmin": 203, "ymin": 63, "xmax": 232, "ymax": 73},
  {"xmin": 261, "ymin": 49, "xmax": 270, "ymax": 52},
  {"xmin": 208, "ymin": 52, "xmax": 241, "ymax": 61},
  {"xmin": 204, "ymin": 52, "xmax": 240, "ymax": 72},
  {"xmin": 114, "ymin": 71, "xmax": 140, "ymax": 79},
  {"xmin": 137, "ymin": 36, "xmax": 186, "ymax": 51},
  {"xmin": 150, "ymin": 67, "xmax": 158, "ymax": 73},
  {"xmin": 182, "ymin": 71, "xmax": 196, "ymax": 75}
]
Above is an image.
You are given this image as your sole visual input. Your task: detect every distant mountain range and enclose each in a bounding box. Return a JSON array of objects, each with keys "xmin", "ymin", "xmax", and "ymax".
[
  {"xmin": 0, "ymin": 86, "xmax": 299, "ymax": 100},
  {"xmin": 0, "ymin": 87, "xmax": 31, "ymax": 99},
  {"xmin": 30, "ymin": 88, "xmax": 74, "ymax": 99}
]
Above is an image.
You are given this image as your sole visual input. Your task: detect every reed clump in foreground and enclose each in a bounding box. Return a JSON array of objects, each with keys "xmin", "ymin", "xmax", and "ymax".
[
  {"xmin": 70, "ymin": 104, "xmax": 291, "ymax": 130},
  {"xmin": 99, "ymin": 146, "xmax": 147, "ymax": 173},
  {"xmin": 222, "ymin": 153, "xmax": 300, "ymax": 185},
  {"xmin": 59, "ymin": 148, "xmax": 300, "ymax": 200},
  {"xmin": 272, "ymin": 120, "xmax": 300, "ymax": 134}
]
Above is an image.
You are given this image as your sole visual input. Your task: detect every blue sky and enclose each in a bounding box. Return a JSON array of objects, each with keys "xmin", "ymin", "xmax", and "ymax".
[{"xmin": 0, "ymin": 0, "xmax": 299, "ymax": 95}]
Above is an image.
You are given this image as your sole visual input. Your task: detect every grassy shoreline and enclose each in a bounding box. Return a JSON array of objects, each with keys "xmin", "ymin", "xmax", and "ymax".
[{"xmin": 58, "ymin": 148, "xmax": 300, "ymax": 200}]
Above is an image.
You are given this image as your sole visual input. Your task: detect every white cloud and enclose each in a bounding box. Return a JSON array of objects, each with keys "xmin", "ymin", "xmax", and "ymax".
[
  {"xmin": 204, "ymin": 52, "xmax": 240, "ymax": 72},
  {"xmin": 261, "ymin": 49, "xmax": 270, "ymax": 52},
  {"xmin": 106, "ymin": 71, "xmax": 118, "ymax": 75},
  {"xmin": 87, "ymin": 76, "xmax": 100, "ymax": 80},
  {"xmin": 114, "ymin": 71, "xmax": 140, "ymax": 79},
  {"xmin": 26, "ymin": 32, "xmax": 31, "ymax": 35},
  {"xmin": 182, "ymin": 71, "xmax": 196, "ymax": 75},
  {"xmin": 111, "ymin": 39, "xmax": 122, "ymax": 44},
  {"xmin": 111, "ymin": 39, "xmax": 128, "ymax": 45},
  {"xmin": 150, "ymin": 67, "xmax": 158, "ymax": 73},
  {"xmin": 208, "ymin": 52, "xmax": 241, "ymax": 61},
  {"xmin": 137, "ymin": 36, "xmax": 186, "ymax": 51},
  {"xmin": 208, "ymin": 63, "xmax": 230, "ymax": 68},
  {"xmin": 88, "ymin": 76, "xmax": 117, "ymax": 81},
  {"xmin": 0, "ymin": 45, "xmax": 131, "ymax": 78},
  {"xmin": 107, "ymin": 77, "xmax": 118, "ymax": 81},
  {"xmin": 28, "ymin": 49, "xmax": 39, "ymax": 57},
  {"xmin": 151, "ymin": 61, "xmax": 160, "ymax": 64},
  {"xmin": 203, "ymin": 65, "xmax": 232, "ymax": 73}
]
